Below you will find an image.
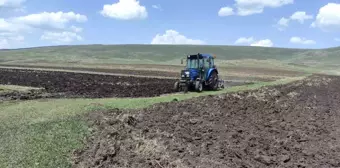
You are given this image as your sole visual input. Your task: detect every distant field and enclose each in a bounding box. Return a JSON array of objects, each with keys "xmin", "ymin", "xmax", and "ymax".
[
  {"xmin": 2, "ymin": 44, "xmax": 339, "ymax": 82},
  {"xmin": 0, "ymin": 44, "xmax": 339, "ymax": 67}
]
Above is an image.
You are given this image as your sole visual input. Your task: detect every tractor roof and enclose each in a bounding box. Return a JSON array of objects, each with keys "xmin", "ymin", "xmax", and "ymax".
[{"xmin": 187, "ymin": 53, "xmax": 214, "ymax": 59}]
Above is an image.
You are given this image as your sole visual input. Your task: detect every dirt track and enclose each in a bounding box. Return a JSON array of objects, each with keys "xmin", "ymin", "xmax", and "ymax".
[
  {"xmin": 0, "ymin": 68, "xmax": 177, "ymax": 98},
  {"xmin": 73, "ymin": 75, "xmax": 340, "ymax": 168}
]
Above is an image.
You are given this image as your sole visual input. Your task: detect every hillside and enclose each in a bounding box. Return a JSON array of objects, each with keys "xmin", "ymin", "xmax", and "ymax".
[{"xmin": 0, "ymin": 44, "xmax": 339, "ymax": 67}]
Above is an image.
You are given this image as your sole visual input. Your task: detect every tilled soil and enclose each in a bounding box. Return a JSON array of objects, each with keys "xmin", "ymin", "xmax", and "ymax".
[
  {"xmin": 0, "ymin": 68, "xmax": 177, "ymax": 98},
  {"xmin": 73, "ymin": 75, "xmax": 340, "ymax": 168},
  {"xmin": 0, "ymin": 64, "xmax": 179, "ymax": 78}
]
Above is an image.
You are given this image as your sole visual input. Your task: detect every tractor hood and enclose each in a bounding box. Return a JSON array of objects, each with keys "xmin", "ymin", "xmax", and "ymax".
[{"xmin": 181, "ymin": 68, "xmax": 199, "ymax": 81}]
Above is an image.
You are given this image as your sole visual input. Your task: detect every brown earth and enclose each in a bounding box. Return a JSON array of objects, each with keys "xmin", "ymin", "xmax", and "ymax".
[
  {"xmin": 0, "ymin": 68, "xmax": 177, "ymax": 98},
  {"xmin": 0, "ymin": 64, "xmax": 179, "ymax": 78},
  {"xmin": 0, "ymin": 63, "xmax": 304, "ymax": 82},
  {"xmin": 73, "ymin": 74, "xmax": 340, "ymax": 168}
]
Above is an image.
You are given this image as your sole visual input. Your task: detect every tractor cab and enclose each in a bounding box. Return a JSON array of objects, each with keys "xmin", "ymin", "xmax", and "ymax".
[
  {"xmin": 174, "ymin": 53, "xmax": 224, "ymax": 92},
  {"xmin": 181, "ymin": 54, "xmax": 215, "ymax": 81}
]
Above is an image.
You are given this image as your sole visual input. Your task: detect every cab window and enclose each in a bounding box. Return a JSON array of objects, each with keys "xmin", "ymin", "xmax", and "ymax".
[
  {"xmin": 198, "ymin": 59, "xmax": 203, "ymax": 68},
  {"xmin": 204, "ymin": 58, "xmax": 210, "ymax": 69},
  {"xmin": 187, "ymin": 59, "xmax": 198, "ymax": 68}
]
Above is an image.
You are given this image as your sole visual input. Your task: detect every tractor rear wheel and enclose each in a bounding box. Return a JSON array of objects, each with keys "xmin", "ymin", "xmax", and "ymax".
[
  {"xmin": 208, "ymin": 71, "xmax": 218, "ymax": 90},
  {"xmin": 195, "ymin": 81, "xmax": 203, "ymax": 92}
]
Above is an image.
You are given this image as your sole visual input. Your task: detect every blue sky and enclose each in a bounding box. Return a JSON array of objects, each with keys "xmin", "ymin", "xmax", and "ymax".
[{"xmin": 1, "ymin": 0, "xmax": 340, "ymax": 49}]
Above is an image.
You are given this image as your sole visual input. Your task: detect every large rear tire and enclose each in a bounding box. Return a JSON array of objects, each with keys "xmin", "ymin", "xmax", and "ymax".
[{"xmin": 208, "ymin": 71, "xmax": 218, "ymax": 90}]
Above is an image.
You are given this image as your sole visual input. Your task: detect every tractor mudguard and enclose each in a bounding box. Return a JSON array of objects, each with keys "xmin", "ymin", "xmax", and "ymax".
[{"xmin": 206, "ymin": 68, "xmax": 218, "ymax": 80}]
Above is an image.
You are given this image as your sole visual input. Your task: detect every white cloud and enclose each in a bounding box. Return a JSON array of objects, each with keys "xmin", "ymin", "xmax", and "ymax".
[
  {"xmin": 0, "ymin": 11, "xmax": 87, "ymax": 48},
  {"xmin": 290, "ymin": 11, "xmax": 313, "ymax": 23},
  {"xmin": 0, "ymin": 11, "xmax": 87, "ymax": 47},
  {"xmin": 0, "ymin": 32, "xmax": 24, "ymax": 42},
  {"xmin": 250, "ymin": 39, "xmax": 273, "ymax": 47},
  {"xmin": 219, "ymin": 0, "xmax": 294, "ymax": 17},
  {"xmin": 274, "ymin": 11, "xmax": 312, "ymax": 31},
  {"xmin": 278, "ymin": 17, "xmax": 289, "ymax": 27},
  {"xmin": 0, "ymin": 18, "xmax": 15, "ymax": 32},
  {"xmin": 235, "ymin": 37, "xmax": 273, "ymax": 47},
  {"xmin": 218, "ymin": 7, "xmax": 234, "ymax": 16},
  {"xmin": 234, "ymin": 37, "xmax": 254, "ymax": 44},
  {"xmin": 311, "ymin": 3, "xmax": 340, "ymax": 32},
  {"xmin": 290, "ymin": 37, "xmax": 316, "ymax": 45},
  {"xmin": 335, "ymin": 38, "xmax": 340, "ymax": 42},
  {"xmin": 40, "ymin": 31, "xmax": 83, "ymax": 43},
  {"xmin": 151, "ymin": 30, "xmax": 205, "ymax": 45},
  {"xmin": 70, "ymin": 25, "xmax": 82, "ymax": 33},
  {"xmin": 235, "ymin": 0, "xmax": 294, "ymax": 16},
  {"xmin": 275, "ymin": 17, "xmax": 290, "ymax": 31},
  {"xmin": 152, "ymin": 4, "xmax": 162, "ymax": 11},
  {"xmin": 0, "ymin": 0, "xmax": 26, "ymax": 12},
  {"xmin": 0, "ymin": 32, "xmax": 24, "ymax": 49},
  {"xmin": 100, "ymin": 0, "xmax": 147, "ymax": 20},
  {"xmin": 12, "ymin": 11, "xmax": 87, "ymax": 30},
  {"xmin": 0, "ymin": 0, "xmax": 25, "ymax": 8},
  {"xmin": 0, "ymin": 18, "xmax": 27, "ymax": 32}
]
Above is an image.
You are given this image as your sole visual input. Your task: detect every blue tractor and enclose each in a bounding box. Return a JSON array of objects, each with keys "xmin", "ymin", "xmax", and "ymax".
[{"xmin": 174, "ymin": 53, "xmax": 224, "ymax": 92}]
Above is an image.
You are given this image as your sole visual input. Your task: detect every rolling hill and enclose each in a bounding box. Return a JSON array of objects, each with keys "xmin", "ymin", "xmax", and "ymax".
[{"xmin": 0, "ymin": 44, "xmax": 339, "ymax": 68}]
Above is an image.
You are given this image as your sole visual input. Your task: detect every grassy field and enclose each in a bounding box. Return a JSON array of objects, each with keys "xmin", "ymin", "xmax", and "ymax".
[
  {"xmin": 0, "ymin": 44, "xmax": 339, "ymax": 68},
  {"xmin": 0, "ymin": 76, "xmax": 307, "ymax": 168},
  {"xmin": 0, "ymin": 44, "xmax": 304, "ymax": 64}
]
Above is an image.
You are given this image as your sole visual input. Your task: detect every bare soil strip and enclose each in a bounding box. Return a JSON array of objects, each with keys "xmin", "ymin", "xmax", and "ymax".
[
  {"xmin": 73, "ymin": 75, "xmax": 340, "ymax": 168},
  {"xmin": 0, "ymin": 64, "xmax": 179, "ymax": 78},
  {"xmin": 0, "ymin": 68, "xmax": 177, "ymax": 98},
  {"xmin": 0, "ymin": 63, "xmax": 305, "ymax": 82},
  {"xmin": 0, "ymin": 66, "xmax": 178, "ymax": 79}
]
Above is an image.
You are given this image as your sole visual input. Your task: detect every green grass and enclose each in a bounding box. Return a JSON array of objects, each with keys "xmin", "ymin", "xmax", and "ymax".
[
  {"xmin": 0, "ymin": 85, "xmax": 43, "ymax": 93},
  {"xmin": 0, "ymin": 75, "xmax": 307, "ymax": 168}
]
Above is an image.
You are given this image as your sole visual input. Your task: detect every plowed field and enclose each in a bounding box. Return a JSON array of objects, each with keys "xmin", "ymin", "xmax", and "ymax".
[
  {"xmin": 0, "ymin": 68, "xmax": 177, "ymax": 98},
  {"xmin": 0, "ymin": 64, "xmax": 179, "ymax": 78},
  {"xmin": 73, "ymin": 75, "xmax": 340, "ymax": 168}
]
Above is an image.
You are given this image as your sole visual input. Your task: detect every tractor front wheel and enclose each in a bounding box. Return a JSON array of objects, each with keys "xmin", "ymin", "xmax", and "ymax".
[{"xmin": 195, "ymin": 81, "xmax": 203, "ymax": 92}]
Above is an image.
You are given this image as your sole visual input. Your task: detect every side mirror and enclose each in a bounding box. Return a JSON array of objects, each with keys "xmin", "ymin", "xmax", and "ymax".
[{"xmin": 181, "ymin": 59, "xmax": 183, "ymax": 64}]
